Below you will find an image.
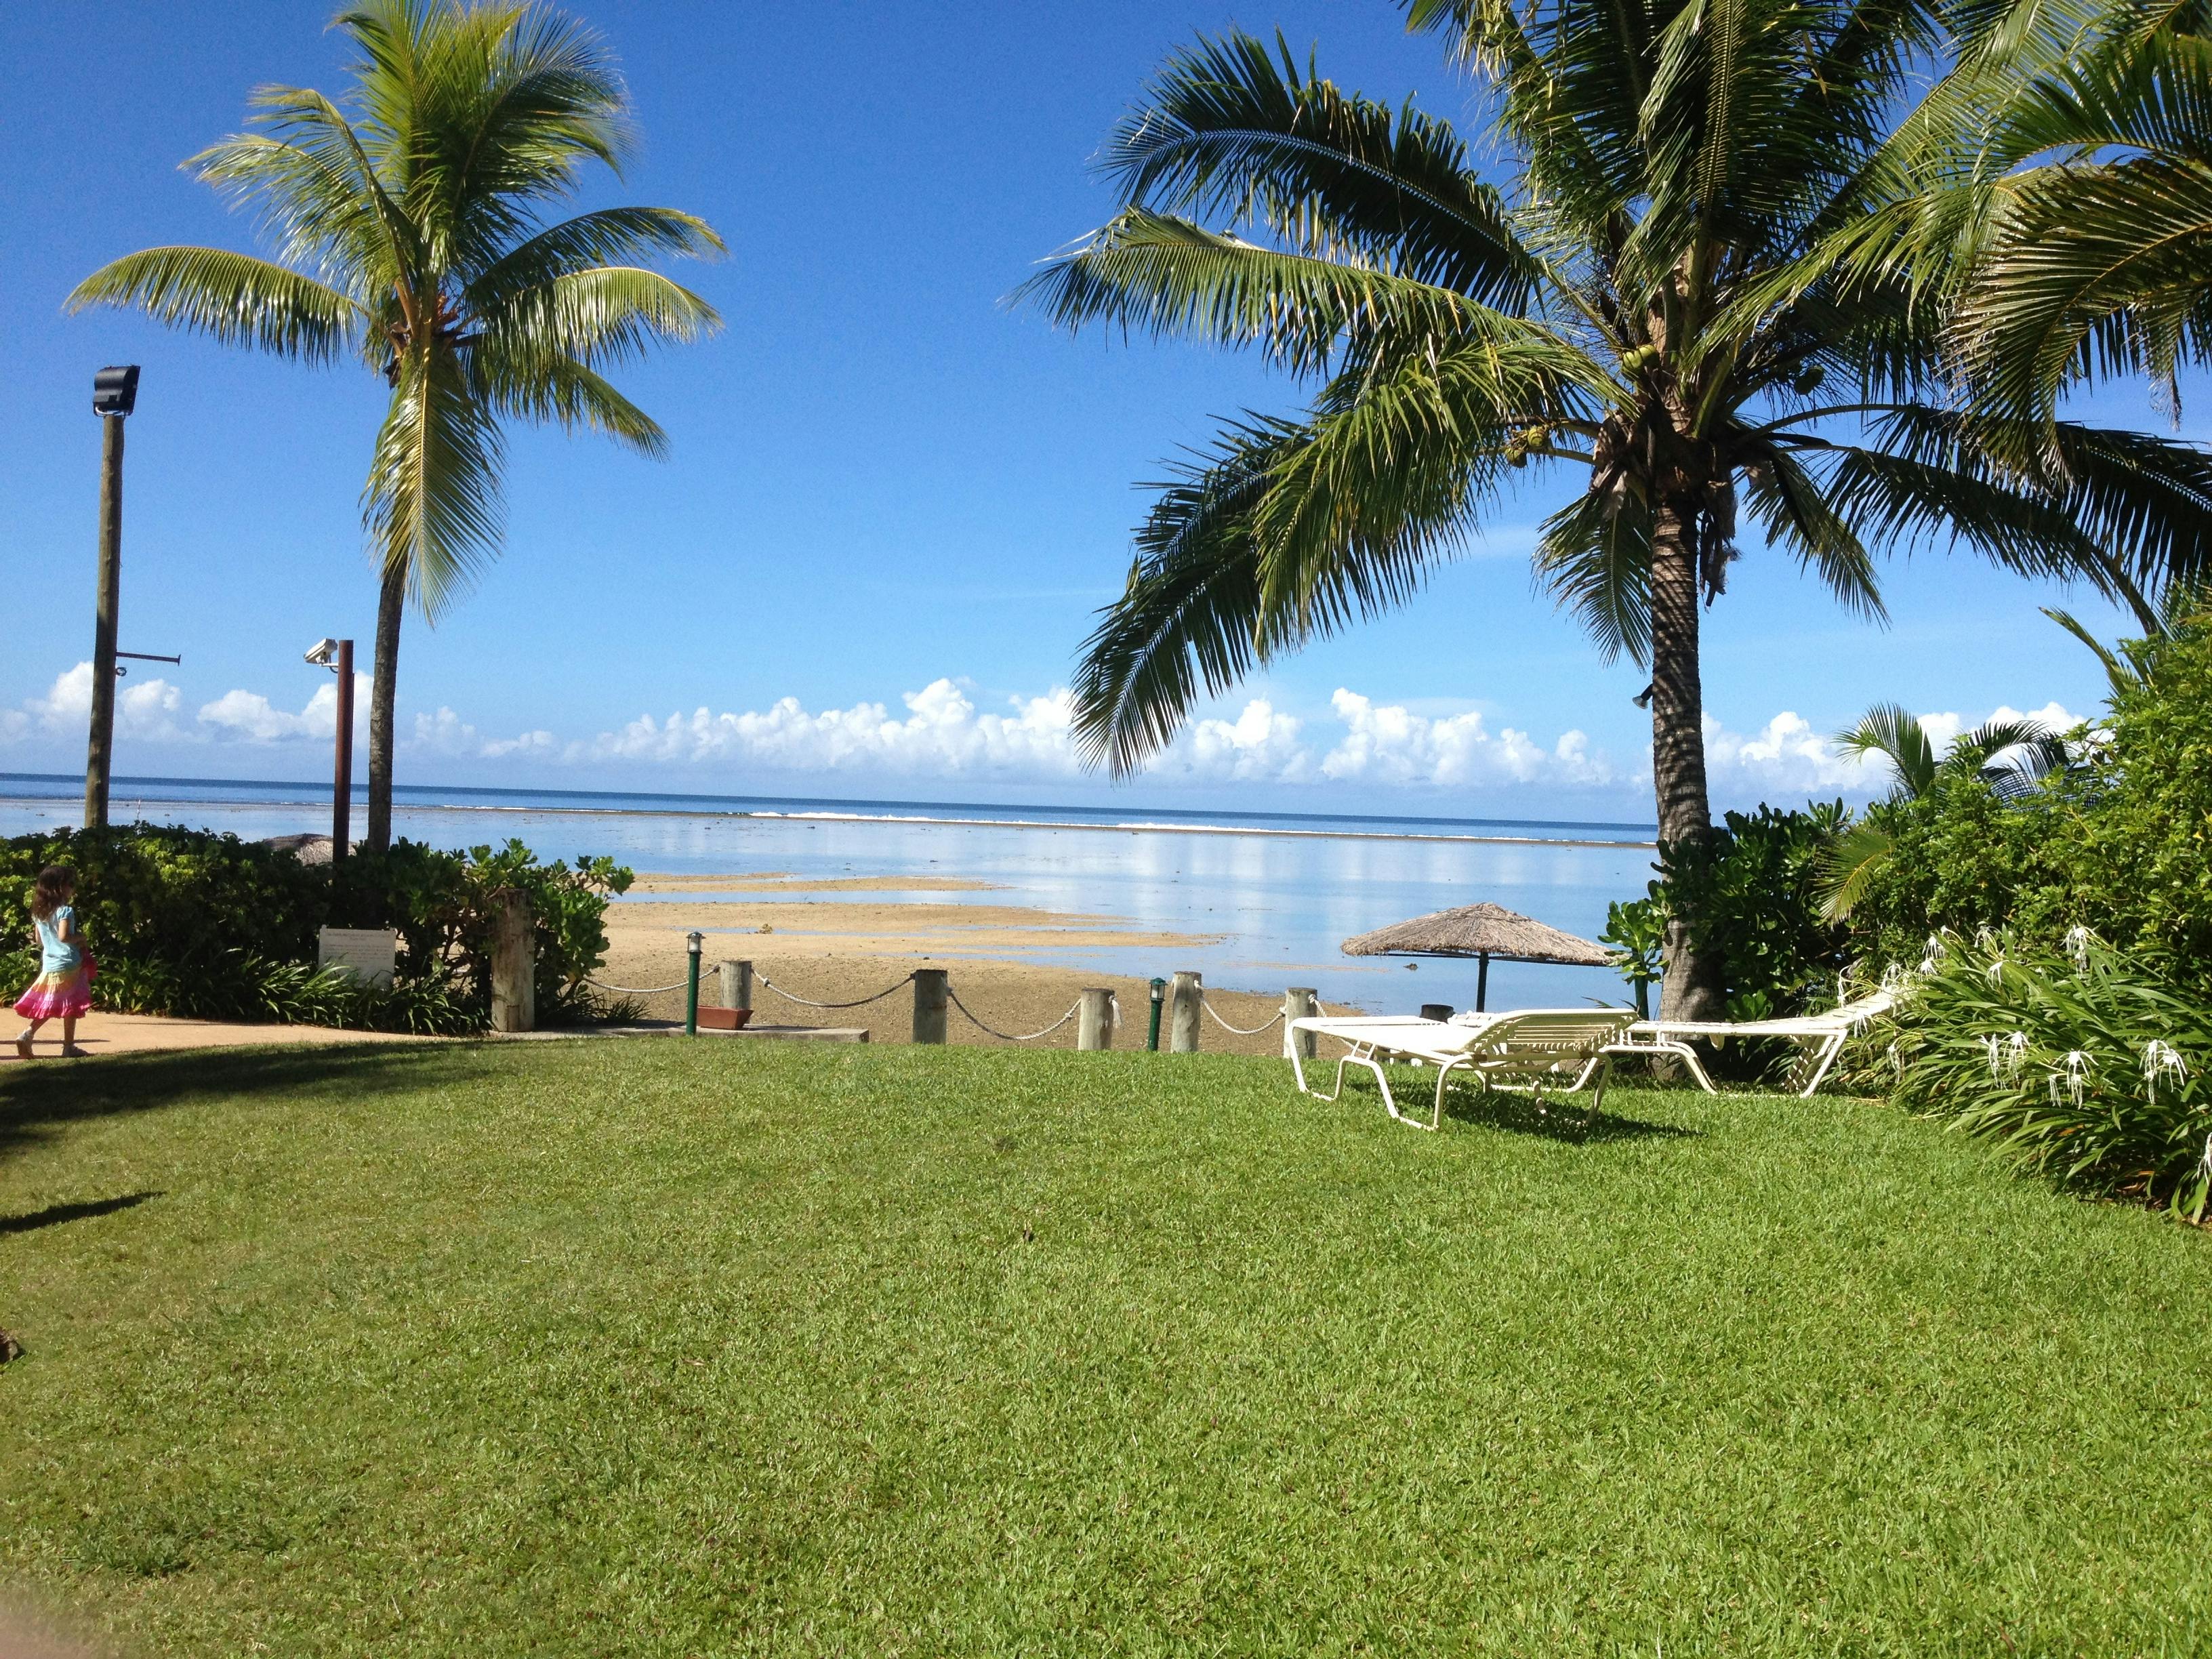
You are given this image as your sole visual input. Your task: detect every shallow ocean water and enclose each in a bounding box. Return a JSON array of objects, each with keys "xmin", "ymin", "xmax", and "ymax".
[{"xmin": 1, "ymin": 774, "xmax": 1659, "ymax": 1012}]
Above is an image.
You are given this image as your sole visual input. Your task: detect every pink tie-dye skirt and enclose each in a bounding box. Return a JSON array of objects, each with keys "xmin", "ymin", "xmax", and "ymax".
[{"xmin": 16, "ymin": 962, "xmax": 93, "ymax": 1021}]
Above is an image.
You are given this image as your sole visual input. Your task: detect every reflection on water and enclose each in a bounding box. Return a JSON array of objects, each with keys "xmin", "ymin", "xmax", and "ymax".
[{"xmin": 0, "ymin": 778, "xmax": 1658, "ymax": 1013}]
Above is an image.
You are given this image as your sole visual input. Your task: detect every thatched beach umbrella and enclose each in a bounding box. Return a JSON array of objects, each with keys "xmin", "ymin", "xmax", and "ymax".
[{"xmin": 1341, "ymin": 903, "xmax": 1612, "ymax": 1012}]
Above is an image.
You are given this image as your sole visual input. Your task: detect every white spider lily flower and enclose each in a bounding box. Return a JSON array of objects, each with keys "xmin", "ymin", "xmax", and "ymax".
[
  {"xmin": 2047, "ymin": 1050, "xmax": 2093, "ymax": 1107},
  {"xmin": 2063, "ymin": 926, "xmax": 2096, "ymax": 971},
  {"xmin": 1979, "ymin": 1035, "xmax": 2005, "ymax": 1080},
  {"xmin": 1984, "ymin": 956, "xmax": 2007, "ymax": 985},
  {"xmin": 1919, "ymin": 933, "xmax": 1948, "ymax": 975},
  {"xmin": 1881, "ymin": 962, "xmax": 1910, "ymax": 993},
  {"xmin": 2200, "ymin": 1133, "xmax": 2212, "ymax": 1184},
  {"xmin": 2005, "ymin": 1031, "xmax": 2029, "ymax": 1078},
  {"xmin": 2143, "ymin": 1040, "xmax": 2189, "ymax": 1103},
  {"xmin": 1887, "ymin": 1042, "xmax": 1904, "ymax": 1079}
]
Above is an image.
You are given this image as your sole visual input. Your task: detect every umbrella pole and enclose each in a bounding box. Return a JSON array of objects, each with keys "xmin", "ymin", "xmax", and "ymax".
[{"xmin": 1477, "ymin": 954, "xmax": 1489, "ymax": 1012}]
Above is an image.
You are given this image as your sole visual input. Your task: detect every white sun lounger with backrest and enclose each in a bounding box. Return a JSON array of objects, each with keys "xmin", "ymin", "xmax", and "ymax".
[
  {"xmin": 1609, "ymin": 990, "xmax": 1898, "ymax": 1097},
  {"xmin": 1287, "ymin": 1008, "xmax": 1638, "ymax": 1131}
]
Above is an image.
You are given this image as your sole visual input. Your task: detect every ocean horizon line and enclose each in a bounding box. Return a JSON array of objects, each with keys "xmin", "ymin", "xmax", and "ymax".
[{"xmin": 0, "ymin": 771, "xmax": 1662, "ymax": 851}]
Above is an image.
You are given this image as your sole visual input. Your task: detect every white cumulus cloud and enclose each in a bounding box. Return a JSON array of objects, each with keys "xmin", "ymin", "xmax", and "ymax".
[{"xmin": 1319, "ymin": 689, "xmax": 1611, "ymax": 787}]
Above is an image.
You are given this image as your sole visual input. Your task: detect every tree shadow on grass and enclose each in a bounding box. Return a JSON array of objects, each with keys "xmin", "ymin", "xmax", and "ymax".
[
  {"xmin": 0, "ymin": 1190, "xmax": 161, "ymax": 1235},
  {"xmin": 0, "ymin": 1043, "xmax": 481, "ymax": 1166}
]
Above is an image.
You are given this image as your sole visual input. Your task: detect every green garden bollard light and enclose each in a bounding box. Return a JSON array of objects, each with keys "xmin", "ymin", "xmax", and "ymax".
[
  {"xmin": 685, "ymin": 930, "xmax": 703, "ymax": 1037},
  {"xmin": 1147, "ymin": 977, "xmax": 1166, "ymax": 1052}
]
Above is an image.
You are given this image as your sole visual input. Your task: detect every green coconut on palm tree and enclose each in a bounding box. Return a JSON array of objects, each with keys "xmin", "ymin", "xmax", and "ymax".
[
  {"xmin": 68, "ymin": 0, "xmax": 722, "ymax": 853},
  {"xmin": 1024, "ymin": 0, "xmax": 2212, "ymax": 1019}
]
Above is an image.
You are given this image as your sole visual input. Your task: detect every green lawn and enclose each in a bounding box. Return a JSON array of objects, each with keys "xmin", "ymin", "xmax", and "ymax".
[{"xmin": 3, "ymin": 1041, "xmax": 2208, "ymax": 1656}]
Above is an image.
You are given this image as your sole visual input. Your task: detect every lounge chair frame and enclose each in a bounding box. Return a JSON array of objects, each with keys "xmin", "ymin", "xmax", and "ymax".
[
  {"xmin": 1607, "ymin": 992, "xmax": 1896, "ymax": 1097},
  {"xmin": 1288, "ymin": 1009, "xmax": 1635, "ymax": 1131}
]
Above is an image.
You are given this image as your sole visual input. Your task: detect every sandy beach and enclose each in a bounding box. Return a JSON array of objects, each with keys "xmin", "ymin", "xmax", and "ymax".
[{"xmin": 596, "ymin": 870, "xmax": 1356, "ymax": 1053}]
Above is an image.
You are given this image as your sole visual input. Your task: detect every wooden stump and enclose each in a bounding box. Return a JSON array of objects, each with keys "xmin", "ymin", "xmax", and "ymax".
[
  {"xmin": 1285, "ymin": 987, "xmax": 1317, "ymax": 1060},
  {"xmin": 912, "ymin": 968, "xmax": 949, "ymax": 1045},
  {"xmin": 1077, "ymin": 987, "xmax": 1115, "ymax": 1050},
  {"xmin": 489, "ymin": 889, "xmax": 535, "ymax": 1033},
  {"xmin": 1168, "ymin": 970, "xmax": 1202, "ymax": 1053}
]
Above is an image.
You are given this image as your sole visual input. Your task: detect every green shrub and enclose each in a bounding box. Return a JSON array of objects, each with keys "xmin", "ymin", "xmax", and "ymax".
[
  {"xmin": 1887, "ymin": 930, "xmax": 2212, "ymax": 1219},
  {"xmin": 1849, "ymin": 609, "xmax": 2212, "ymax": 991},
  {"xmin": 1605, "ymin": 804, "xmax": 1852, "ymax": 1081},
  {"xmin": 1, "ymin": 825, "xmax": 630, "ymax": 1031}
]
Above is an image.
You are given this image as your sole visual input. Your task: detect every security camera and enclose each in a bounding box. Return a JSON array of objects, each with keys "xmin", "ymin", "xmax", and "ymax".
[{"xmin": 304, "ymin": 638, "xmax": 339, "ymax": 667}]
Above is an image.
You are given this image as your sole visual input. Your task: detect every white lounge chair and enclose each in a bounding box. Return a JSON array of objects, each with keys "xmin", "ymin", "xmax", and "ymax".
[
  {"xmin": 1609, "ymin": 991, "xmax": 1898, "ymax": 1097},
  {"xmin": 1287, "ymin": 1008, "xmax": 1638, "ymax": 1130}
]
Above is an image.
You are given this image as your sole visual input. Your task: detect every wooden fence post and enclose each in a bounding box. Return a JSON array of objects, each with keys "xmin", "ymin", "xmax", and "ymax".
[
  {"xmin": 718, "ymin": 959, "xmax": 752, "ymax": 1016},
  {"xmin": 1168, "ymin": 970, "xmax": 1202, "ymax": 1053},
  {"xmin": 1077, "ymin": 988, "xmax": 1115, "ymax": 1050},
  {"xmin": 489, "ymin": 888, "xmax": 535, "ymax": 1033},
  {"xmin": 912, "ymin": 968, "xmax": 949, "ymax": 1045},
  {"xmin": 1285, "ymin": 987, "xmax": 1317, "ymax": 1060}
]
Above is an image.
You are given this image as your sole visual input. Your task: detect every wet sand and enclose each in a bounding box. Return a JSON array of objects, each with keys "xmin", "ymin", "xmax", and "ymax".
[{"xmin": 596, "ymin": 872, "xmax": 1350, "ymax": 1053}]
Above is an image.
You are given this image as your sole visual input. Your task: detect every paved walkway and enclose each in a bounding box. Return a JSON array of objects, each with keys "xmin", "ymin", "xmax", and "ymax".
[{"xmin": 7, "ymin": 1010, "xmax": 432, "ymax": 1061}]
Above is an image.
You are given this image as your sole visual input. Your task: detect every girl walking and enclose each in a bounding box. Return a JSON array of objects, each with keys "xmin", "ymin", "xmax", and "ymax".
[{"xmin": 14, "ymin": 865, "xmax": 93, "ymax": 1059}]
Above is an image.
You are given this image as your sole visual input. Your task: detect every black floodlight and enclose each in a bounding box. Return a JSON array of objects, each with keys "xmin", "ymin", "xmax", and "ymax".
[{"xmin": 92, "ymin": 365, "xmax": 140, "ymax": 417}]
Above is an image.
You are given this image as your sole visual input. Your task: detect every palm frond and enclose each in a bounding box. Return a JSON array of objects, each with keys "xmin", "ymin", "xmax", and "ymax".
[
  {"xmin": 66, "ymin": 247, "xmax": 363, "ymax": 361},
  {"xmin": 1070, "ymin": 423, "xmax": 1286, "ymax": 773},
  {"xmin": 365, "ymin": 346, "xmax": 507, "ymax": 621},
  {"xmin": 1532, "ymin": 487, "xmax": 1654, "ymax": 663},
  {"xmin": 466, "ymin": 207, "xmax": 723, "ymax": 312},
  {"xmin": 1019, "ymin": 207, "xmax": 1509, "ymax": 375},
  {"xmin": 1835, "ymin": 700, "xmax": 1938, "ymax": 796},
  {"xmin": 1100, "ymin": 29, "xmax": 1540, "ymax": 306},
  {"xmin": 1817, "ymin": 816, "xmax": 1897, "ymax": 920},
  {"xmin": 479, "ymin": 266, "xmax": 721, "ymax": 366}
]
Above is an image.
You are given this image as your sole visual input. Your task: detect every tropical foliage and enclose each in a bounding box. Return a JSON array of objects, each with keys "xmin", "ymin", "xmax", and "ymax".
[
  {"xmin": 1948, "ymin": 0, "xmax": 2212, "ymax": 442},
  {"xmin": 1846, "ymin": 605, "xmax": 2212, "ymax": 987},
  {"xmin": 1888, "ymin": 930, "xmax": 2212, "ymax": 1220},
  {"xmin": 68, "ymin": 0, "xmax": 722, "ymax": 851},
  {"xmin": 1024, "ymin": 0, "xmax": 2212, "ymax": 1019},
  {"xmin": 1816, "ymin": 701, "xmax": 2067, "ymax": 918},
  {"xmin": 0, "ymin": 825, "xmax": 634, "ymax": 1031},
  {"xmin": 1605, "ymin": 804, "xmax": 1851, "ymax": 1080}
]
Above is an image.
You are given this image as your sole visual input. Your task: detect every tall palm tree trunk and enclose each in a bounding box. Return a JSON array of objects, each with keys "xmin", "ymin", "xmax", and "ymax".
[
  {"xmin": 366, "ymin": 559, "xmax": 405, "ymax": 857},
  {"xmin": 1649, "ymin": 495, "xmax": 1729, "ymax": 1022}
]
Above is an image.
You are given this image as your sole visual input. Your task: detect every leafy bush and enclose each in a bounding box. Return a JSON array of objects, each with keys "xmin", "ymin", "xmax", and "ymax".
[
  {"xmin": 1848, "ymin": 609, "xmax": 2212, "ymax": 993},
  {"xmin": 1605, "ymin": 804, "xmax": 1851, "ymax": 1080},
  {"xmin": 333, "ymin": 838, "xmax": 634, "ymax": 1025},
  {"xmin": 1, "ymin": 825, "xmax": 631, "ymax": 1031},
  {"xmin": 1887, "ymin": 930, "xmax": 2212, "ymax": 1220}
]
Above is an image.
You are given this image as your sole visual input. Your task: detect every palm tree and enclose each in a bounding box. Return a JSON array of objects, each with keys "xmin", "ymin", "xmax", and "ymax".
[
  {"xmin": 68, "ymin": 0, "xmax": 721, "ymax": 853},
  {"xmin": 1022, "ymin": 3, "xmax": 2212, "ymax": 1019},
  {"xmin": 1816, "ymin": 701, "xmax": 2068, "ymax": 918}
]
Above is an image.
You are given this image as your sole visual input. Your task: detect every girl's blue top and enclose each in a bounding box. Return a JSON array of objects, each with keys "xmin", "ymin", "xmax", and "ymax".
[{"xmin": 37, "ymin": 905, "xmax": 80, "ymax": 975}]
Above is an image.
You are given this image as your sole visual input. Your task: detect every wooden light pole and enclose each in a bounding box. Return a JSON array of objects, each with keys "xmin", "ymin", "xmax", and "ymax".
[
  {"xmin": 83, "ymin": 365, "xmax": 139, "ymax": 829},
  {"xmin": 332, "ymin": 639, "xmax": 354, "ymax": 861},
  {"xmin": 306, "ymin": 637, "xmax": 355, "ymax": 863}
]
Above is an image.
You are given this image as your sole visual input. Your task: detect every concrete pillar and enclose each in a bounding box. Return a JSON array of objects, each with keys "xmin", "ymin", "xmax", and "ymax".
[
  {"xmin": 1284, "ymin": 987, "xmax": 1317, "ymax": 1061},
  {"xmin": 1168, "ymin": 970, "xmax": 1202, "ymax": 1053},
  {"xmin": 1077, "ymin": 987, "xmax": 1115, "ymax": 1050},
  {"xmin": 912, "ymin": 968, "xmax": 949, "ymax": 1045},
  {"xmin": 489, "ymin": 889, "xmax": 535, "ymax": 1033}
]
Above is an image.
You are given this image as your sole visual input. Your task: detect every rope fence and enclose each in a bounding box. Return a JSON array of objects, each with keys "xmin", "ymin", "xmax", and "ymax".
[
  {"xmin": 585, "ymin": 950, "xmax": 1315, "ymax": 1051},
  {"xmin": 757, "ymin": 972, "xmax": 917, "ymax": 1011},
  {"xmin": 947, "ymin": 986, "xmax": 1087, "ymax": 1044},
  {"xmin": 1202, "ymin": 997, "xmax": 1284, "ymax": 1036},
  {"xmin": 585, "ymin": 975, "xmax": 691, "ymax": 996}
]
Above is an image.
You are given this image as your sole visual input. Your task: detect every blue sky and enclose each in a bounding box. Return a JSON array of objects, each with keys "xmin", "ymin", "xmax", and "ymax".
[{"xmin": 0, "ymin": 0, "xmax": 2184, "ymax": 819}]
